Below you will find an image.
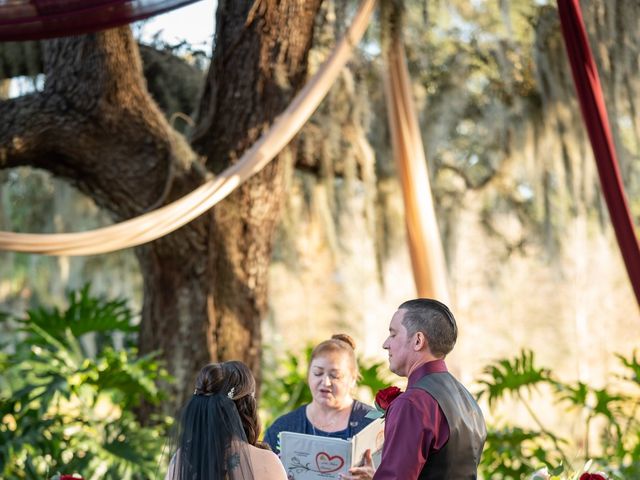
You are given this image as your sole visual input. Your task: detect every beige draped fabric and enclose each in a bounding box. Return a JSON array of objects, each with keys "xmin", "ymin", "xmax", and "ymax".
[
  {"xmin": 0, "ymin": 0, "xmax": 376, "ymax": 256},
  {"xmin": 384, "ymin": 35, "xmax": 450, "ymax": 303}
]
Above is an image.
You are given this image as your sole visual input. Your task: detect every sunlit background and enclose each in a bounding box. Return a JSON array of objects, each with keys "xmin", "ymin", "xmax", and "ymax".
[{"xmin": 1, "ymin": 1, "xmax": 639, "ymax": 478}]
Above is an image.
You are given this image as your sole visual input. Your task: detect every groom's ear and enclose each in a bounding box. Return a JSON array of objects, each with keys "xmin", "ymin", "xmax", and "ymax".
[{"xmin": 413, "ymin": 332, "xmax": 427, "ymax": 351}]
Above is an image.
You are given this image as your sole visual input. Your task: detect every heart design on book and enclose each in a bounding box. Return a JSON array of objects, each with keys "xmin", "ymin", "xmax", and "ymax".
[{"xmin": 315, "ymin": 452, "xmax": 345, "ymax": 473}]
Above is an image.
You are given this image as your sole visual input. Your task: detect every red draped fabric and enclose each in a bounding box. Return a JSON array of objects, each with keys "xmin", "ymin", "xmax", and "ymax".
[
  {"xmin": 557, "ymin": 0, "xmax": 640, "ymax": 308},
  {"xmin": 0, "ymin": 0, "xmax": 201, "ymax": 41}
]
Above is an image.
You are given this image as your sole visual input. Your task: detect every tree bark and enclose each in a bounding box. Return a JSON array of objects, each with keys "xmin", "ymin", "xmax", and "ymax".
[
  {"xmin": 0, "ymin": 0, "xmax": 323, "ymax": 412},
  {"xmin": 190, "ymin": 0, "xmax": 322, "ymax": 389},
  {"xmin": 0, "ymin": 40, "xmax": 205, "ymax": 130}
]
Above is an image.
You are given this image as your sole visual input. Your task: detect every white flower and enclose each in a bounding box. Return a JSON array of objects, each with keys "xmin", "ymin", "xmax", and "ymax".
[{"xmin": 530, "ymin": 467, "xmax": 550, "ymax": 480}]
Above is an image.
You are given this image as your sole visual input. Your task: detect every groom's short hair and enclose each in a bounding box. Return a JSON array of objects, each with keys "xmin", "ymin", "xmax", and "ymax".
[{"xmin": 398, "ymin": 298, "xmax": 458, "ymax": 357}]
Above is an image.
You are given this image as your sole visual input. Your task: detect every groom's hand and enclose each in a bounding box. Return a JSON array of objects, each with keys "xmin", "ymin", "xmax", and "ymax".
[{"xmin": 339, "ymin": 449, "xmax": 375, "ymax": 479}]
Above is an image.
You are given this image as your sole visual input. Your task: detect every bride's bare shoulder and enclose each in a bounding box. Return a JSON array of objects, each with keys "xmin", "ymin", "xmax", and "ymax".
[{"xmin": 249, "ymin": 445, "xmax": 287, "ymax": 479}]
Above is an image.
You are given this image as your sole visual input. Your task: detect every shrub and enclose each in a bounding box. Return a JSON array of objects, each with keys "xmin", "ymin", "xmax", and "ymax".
[
  {"xmin": 477, "ymin": 349, "xmax": 640, "ymax": 479},
  {"xmin": 0, "ymin": 286, "xmax": 172, "ymax": 480}
]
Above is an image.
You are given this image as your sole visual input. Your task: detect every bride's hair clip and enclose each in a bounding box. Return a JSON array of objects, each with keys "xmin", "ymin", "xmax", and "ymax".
[{"xmin": 192, "ymin": 387, "xmax": 236, "ymax": 398}]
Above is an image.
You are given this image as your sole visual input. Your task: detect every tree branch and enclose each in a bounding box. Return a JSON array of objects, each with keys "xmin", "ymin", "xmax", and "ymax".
[
  {"xmin": 0, "ymin": 27, "xmax": 203, "ymax": 222},
  {"xmin": 0, "ymin": 38, "xmax": 205, "ymax": 127}
]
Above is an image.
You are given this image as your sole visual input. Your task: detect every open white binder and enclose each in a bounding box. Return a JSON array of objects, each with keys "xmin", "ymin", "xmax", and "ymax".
[{"xmin": 279, "ymin": 418, "xmax": 384, "ymax": 479}]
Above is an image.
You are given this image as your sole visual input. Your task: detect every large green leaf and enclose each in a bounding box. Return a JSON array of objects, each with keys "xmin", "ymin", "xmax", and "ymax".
[
  {"xmin": 477, "ymin": 349, "xmax": 553, "ymax": 407},
  {"xmin": 617, "ymin": 350, "xmax": 640, "ymax": 387},
  {"xmin": 25, "ymin": 285, "xmax": 136, "ymax": 352}
]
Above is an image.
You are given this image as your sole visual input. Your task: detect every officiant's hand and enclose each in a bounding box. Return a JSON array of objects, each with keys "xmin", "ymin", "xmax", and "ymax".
[{"xmin": 340, "ymin": 449, "xmax": 374, "ymax": 479}]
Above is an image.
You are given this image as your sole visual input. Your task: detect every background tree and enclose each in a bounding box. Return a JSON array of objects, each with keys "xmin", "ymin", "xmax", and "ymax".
[
  {"xmin": 0, "ymin": 0, "xmax": 323, "ymax": 410},
  {"xmin": 1, "ymin": 0, "xmax": 639, "ymax": 433}
]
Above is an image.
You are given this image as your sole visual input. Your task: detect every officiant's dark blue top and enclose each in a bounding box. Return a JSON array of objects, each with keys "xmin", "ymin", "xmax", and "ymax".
[{"xmin": 263, "ymin": 400, "xmax": 374, "ymax": 454}]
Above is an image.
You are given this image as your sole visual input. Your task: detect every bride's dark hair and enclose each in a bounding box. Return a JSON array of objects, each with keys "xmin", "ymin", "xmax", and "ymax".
[
  {"xmin": 167, "ymin": 361, "xmax": 259, "ymax": 479},
  {"xmin": 194, "ymin": 361, "xmax": 260, "ymax": 445}
]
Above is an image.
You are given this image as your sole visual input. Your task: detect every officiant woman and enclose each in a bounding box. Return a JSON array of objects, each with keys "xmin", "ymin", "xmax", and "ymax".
[{"xmin": 264, "ymin": 334, "xmax": 375, "ymax": 454}]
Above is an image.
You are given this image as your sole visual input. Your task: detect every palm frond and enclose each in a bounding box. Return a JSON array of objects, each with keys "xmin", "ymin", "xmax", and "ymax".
[{"xmin": 477, "ymin": 349, "xmax": 553, "ymax": 407}]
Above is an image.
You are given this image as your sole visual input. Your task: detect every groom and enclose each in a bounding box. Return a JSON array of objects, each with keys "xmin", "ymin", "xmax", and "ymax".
[{"xmin": 341, "ymin": 298, "xmax": 486, "ymax": 479}]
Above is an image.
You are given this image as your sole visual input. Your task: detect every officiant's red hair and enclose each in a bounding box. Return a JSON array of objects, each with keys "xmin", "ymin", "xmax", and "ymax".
[{"xmin": 310, "ymin": 333, "xmax": 360, "ymax": 379}]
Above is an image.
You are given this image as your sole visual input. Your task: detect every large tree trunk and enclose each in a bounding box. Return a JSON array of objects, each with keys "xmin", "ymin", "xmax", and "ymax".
[
  {"xmin": 190, "ymin": 0, "xmax": 322, "ymax": 388},
  {"xmin": 0, "ymin": 0, "xmax": 323, "ymax": 412}
]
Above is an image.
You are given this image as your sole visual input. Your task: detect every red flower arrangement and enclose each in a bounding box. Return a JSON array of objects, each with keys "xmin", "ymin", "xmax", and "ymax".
[
  {"xmin": 579, "ymin": 474, "xmax": 607, "ymax": 480},
  {"xmin": 366, "ymin": 386, "xmax": 403, "ymax": 419}
]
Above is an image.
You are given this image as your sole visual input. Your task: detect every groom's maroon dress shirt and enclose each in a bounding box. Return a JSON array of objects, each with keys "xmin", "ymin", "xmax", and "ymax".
[{"xmin": 373, "ymin": 359, "xmax": 450, "ymax": 480}]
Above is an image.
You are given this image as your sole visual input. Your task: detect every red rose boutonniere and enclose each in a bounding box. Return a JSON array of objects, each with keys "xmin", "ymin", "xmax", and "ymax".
[{"xmin": 366, "ymin": 386, "xmax": 403, "ymax": 419}]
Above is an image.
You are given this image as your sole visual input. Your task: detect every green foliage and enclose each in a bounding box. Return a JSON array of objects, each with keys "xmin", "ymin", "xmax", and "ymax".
[
  {"xmin": 478, "ymin": 349, "xmax": 640, "ymax": 479},
  {"xmin": 617, "ymin": 350, "xmax": 640, "ymax": 386},
  {"xmin": 24, "ymin": 285, "xmax": 136, "ymax": 344},
  {"xmin": 260, "ymin": 344, "xmax": 314, "ymax": 429},
  {"xmin": 478, "ymin": 350, "xmax": 553, "ymax": 408},
  {"xmin": 357, "ymin": 358, "xmax": 392, "ymax": 398},
  {"xmin": 480, "ymin": 426, "xmax": 563, "ymax": 479},
  {"xmin": 0, "ymin": 286, "xmax": 172, "ymax": 480}
]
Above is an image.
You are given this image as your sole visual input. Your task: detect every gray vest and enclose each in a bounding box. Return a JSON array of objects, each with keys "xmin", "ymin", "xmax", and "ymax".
[{"xmin": 413, "ymin": 372, "xmax": 486, "ymax": 480}]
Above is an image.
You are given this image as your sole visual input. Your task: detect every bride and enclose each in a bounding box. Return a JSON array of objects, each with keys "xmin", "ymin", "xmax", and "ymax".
[{"xmin": 165, "ymin": 361, "xmax": 287, "ymax": 479}]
